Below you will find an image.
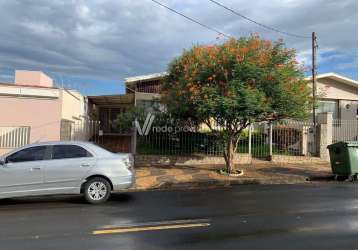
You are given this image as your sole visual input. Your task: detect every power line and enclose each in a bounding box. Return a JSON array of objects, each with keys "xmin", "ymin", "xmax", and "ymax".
[
  {"xmin": 208, "ymin": 0, "xmax": 310, "ymax": 39},
  {"xmin": 150, "ymin": 0, "xmax": 232, "ymax": 39}
]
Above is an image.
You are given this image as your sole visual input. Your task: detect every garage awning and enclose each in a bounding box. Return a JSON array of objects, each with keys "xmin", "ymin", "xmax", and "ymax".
[{"xmin": 87, "ymin": 94, "xmax": 135, "ymax": 106}]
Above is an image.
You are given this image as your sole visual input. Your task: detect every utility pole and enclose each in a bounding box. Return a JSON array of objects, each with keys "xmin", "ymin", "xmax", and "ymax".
[
  {"xmin": 312, "ymin": 31, "xmax": 317, "ymax": 127},
  {"xmin": 312, "ymin": 31, "xmax": 318, "ymax": 154}
]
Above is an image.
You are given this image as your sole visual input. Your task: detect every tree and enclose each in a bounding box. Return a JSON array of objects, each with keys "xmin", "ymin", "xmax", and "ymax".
[
  {"xmin": 114, "ymin": 106, "xmax": 147, "ymax": 131},
  {"xmin": 161, "ymin": 36, "xmax": 312, "ymax": 174}
]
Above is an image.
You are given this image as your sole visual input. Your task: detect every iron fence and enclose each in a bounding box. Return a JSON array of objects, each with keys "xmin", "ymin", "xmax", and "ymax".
[
  {"xmin": 137, "ymin": 130, "xmax": 249, "ymax": 156},
  {"xmin": 272, "ymin": 120, "xmax": 316, "ymax": 157},
  {"xmin": 0, "ymin": 126, "xmax": 30, "ymax": 148},
  {"xmin": 136, "ymin": 120, "xmax": 317, "ymax": 158},
  {"xmin": 245, "ymin": 120, "xmax": 316, "ymax": 158},
  {"xmin": 333, "ymin": 119, "xmax": 358, "ymax": 143}
]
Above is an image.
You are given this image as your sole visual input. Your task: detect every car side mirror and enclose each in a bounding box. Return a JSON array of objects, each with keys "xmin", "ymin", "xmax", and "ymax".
[{"xmin": 0, "ymin": 158, "xmax": 5, "ymax": 166}]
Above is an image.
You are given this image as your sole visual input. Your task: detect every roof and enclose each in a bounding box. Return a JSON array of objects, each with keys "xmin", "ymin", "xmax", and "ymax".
[
  {"xmin": 0, "ymin": 82, "xmax": 84, "ymax": 100},
  {"xmin": 0, "ymin": 82, "xmax": 60, "ymax": 99},
  {"xmin": 305, "ymin": 73, "xmax": 358, "ymax": 88},
  {"xmin": 124, "ymin": 72, "xmax": 168, "ymax": 84},
  {"xmin": 0, "ymin": 82, "xmax": 58, "ymax": 89},
  {"xmin": 87, "ymin": 94, "xmax": 135, "ymax": 106}
]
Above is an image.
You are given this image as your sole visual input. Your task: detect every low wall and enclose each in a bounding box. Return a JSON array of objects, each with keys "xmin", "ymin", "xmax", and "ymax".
[
  {"xmin": 271, "ymin": 155, "xmax": 328, "ymax": 164},
  {"xmin": 135, "ymin": 153, "xmax": 252, "ymax": 166},
  {"xmin": 98, "ymin": 135, "xmax": 132, "ymax": 153},
  {"xmin": 135, "ymin": 153, "xmax": 327, "ymax": 166}
]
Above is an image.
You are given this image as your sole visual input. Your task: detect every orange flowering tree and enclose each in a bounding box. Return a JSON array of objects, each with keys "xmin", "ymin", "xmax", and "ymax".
[{"xmin": 162, "ymin": 36, "xmax": 311, "ymax": 174}]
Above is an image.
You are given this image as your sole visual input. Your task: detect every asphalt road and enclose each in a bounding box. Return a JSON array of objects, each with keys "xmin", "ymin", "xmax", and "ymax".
[{"xmin": 1, "ymin": 183, "xmax": 358, "ymax": 250}]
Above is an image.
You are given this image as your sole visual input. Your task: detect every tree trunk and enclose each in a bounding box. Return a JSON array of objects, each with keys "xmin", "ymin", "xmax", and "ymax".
[{"xmin": 224, "ymin": 138, "xmax": 235, "ymax": 174}]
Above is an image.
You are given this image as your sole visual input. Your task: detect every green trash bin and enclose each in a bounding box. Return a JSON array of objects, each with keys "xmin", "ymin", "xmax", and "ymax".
[{"xmin": 327, "ymin": 141, "xmax": 358, "ymax": 177}]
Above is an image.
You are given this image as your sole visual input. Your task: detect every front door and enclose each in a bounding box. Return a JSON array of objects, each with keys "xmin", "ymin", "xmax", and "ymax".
[
  {"xmin": 43, "ymin": 144, "xmax": 96, "ymax": 192},
  {"xmin": 0, "ymin": 146, "xmax": 47, "ymax": 198}
]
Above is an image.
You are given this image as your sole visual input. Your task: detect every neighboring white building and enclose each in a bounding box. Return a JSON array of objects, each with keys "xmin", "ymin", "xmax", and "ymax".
[{"xmin": 306, "ymin": 73, "xmax": 358, "ymax": 120}]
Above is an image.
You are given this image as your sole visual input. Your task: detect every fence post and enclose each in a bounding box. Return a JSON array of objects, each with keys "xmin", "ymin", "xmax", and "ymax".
[
  {"xmin": 26, "ymin": 126, "xmax": 31, "ymax": 145},
  {"xmin": 317, "ymin": 112, "xmax": 333, "ymax": 161},
  {"xmin": 131, "ymin": 122, "xmax": 137, "ymax": 155},
  {"xmin": 268, "ymin": 122, "xmax": 273, "ymax": 161},
  {"xmin": 248, "ymin": 124, "xmax": 252, "ymax": 156}
]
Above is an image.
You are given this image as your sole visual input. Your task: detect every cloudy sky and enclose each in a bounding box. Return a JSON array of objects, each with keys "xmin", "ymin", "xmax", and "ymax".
[{"xmin": 0, "ymin": 0, "xmax": 357, "ymax": 95}]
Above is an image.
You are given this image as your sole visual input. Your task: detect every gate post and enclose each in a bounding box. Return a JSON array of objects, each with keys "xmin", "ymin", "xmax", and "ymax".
[
  {"xmin": 268, "ymin": 122, "xmax": 273, "ymax": 161},
  {"xmin": 248, "ymin": 124, "xmax": 252, "ymax": 156},
  {"xmin": 131, "ymin": 122, "xmax": 137, "ymax": 155},
  {"xmin": 317, "ymin": 112, "xmax": 333, "ymax": 161}
]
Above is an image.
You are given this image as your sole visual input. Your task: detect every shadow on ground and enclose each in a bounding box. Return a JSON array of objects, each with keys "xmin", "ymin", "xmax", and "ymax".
[{"xmin": 0, "ymin": 193, "xmax": 134, "ymax": 206}]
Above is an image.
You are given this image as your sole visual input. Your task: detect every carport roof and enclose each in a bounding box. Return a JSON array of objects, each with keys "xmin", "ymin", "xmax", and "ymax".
[{"xmin": 87, "ymin": 94, "xmax": 134, "ymax": 105}]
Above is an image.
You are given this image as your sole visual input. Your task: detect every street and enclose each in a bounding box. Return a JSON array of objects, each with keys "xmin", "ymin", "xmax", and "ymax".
[{"xmin": 1, "ymin": 183, "xmax": 358, "ymax": 250}]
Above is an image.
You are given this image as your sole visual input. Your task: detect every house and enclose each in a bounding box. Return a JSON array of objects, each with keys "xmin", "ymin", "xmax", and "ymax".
[
  {"xmin": 0, "ymin": 70, "xmax": 88, "ymax": 155},
  {"xmin": 121, "ymin": 71, "xmax": 358, "ymax": 121},
  {"xmin": 86, "ymin": 71, "xmax": 358, "ymax": 153},
  {"xmin": 125, "ymin": 72, "xmax": 163, "ymax": 110},
  {"xmin": 306, "ymin": 72, "xmax": 358, "ymax": 120},
  {"xmin": 87, "ymin": 72, "xmax": 165, "ymax": 152}
]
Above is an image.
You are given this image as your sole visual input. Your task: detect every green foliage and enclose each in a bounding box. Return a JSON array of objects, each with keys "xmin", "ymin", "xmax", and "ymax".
[
  {"xmin": 162, "ymin": 36, "xmax": 312, "ymax": 135},
  {"xmin": 114, "ymin": 106, "xmax": 146, "ymax": 130},
  {"xmin": 161, "ymin": 35, "xmax": 312, "ymax": 171}
]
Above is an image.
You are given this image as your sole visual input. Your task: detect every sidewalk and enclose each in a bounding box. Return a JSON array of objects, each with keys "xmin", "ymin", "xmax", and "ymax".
[{"xmin": 132, "ymin": 162, "xmax": 332, "ymax": 191}]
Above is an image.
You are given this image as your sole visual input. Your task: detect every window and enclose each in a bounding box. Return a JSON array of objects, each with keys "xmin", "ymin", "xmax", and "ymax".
[
  {"xmin": 136, "ymin": 80, "xmax": 161, "ymax": 93},
  {"xmin": 52, "ymin": 145, "xmax": 92, "ymax": 160},
  {"xmin": 6, "ymin": 146, "xmax": 47, "ymax": 163},
  {"xmin": 316, "ymin": 100, "xmax": 338, "ymax": 119}
]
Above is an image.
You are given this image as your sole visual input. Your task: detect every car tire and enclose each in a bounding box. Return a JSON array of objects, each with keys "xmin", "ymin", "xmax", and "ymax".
[{"xmin": 83, "ymin": 177, "xmax": 111, "ymax": 204}]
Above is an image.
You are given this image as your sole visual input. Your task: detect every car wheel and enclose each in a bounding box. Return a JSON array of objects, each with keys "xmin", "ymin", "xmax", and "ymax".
[{"xmin": 83, "ymin": 177, "xmax": 111, "ymax": 204}]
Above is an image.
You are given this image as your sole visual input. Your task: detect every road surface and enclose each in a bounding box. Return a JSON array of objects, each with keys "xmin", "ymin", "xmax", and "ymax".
[{"xmin": 1, "ymin": 183, "xmax": 358, "ymax": 250}]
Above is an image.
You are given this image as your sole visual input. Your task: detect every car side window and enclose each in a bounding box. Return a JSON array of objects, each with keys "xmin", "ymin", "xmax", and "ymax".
[
  {"xmin": 52, "ymin": 145, "xmax": 93, "ymax": 160},
  {"xmin": 6, "ymin": 146, "xmax": 47, "ymax": 163}
]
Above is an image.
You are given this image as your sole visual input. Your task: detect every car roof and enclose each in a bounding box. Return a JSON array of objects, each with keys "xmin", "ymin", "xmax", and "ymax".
[
  {"xmin": 2, "ymin": 141, "xmax": 114, "ymax": 158},
  {"xmin": 23, "ymin": 141, "xmax": 96, "ymax": 147}
]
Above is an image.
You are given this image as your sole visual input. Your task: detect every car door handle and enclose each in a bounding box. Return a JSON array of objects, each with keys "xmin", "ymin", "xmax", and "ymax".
[
  {"xmin": 30, "ymin": 167, "xmax": 41, "ymax": 171},
  {"xmin": 81, "ymin": 163, "xmax": 90, "ymax": 167}
]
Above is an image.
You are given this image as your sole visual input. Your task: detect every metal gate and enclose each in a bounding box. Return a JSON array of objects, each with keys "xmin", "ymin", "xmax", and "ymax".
[
  {"xmin": 60, "ymin": 119, "xmax": 101, "ymax": 143},
  {"xmin": 251, "ymin": 121, "xmax": 316, "ymax": 159},
  {"xmin": 333, "ymin": 119, "xmax": 358, "ymax": 143}
]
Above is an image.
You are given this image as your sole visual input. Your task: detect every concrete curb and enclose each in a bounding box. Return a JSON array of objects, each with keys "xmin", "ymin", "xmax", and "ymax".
[{"xmin": 129, "ymin": 176, "xmax": 309, "ymax": 192}]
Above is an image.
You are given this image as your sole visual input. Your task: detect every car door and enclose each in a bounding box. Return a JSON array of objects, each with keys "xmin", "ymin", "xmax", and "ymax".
[
  {"xmin": 43, "ymin": 144, "xmax": 96, "ymax": 191},
  {"xmin": 0, "ymin": 146, "xmax": 47, "ymax": 198}
]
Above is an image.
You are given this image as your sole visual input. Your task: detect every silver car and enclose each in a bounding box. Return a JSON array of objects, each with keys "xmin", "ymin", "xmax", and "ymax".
[{"xmin": 0, "ymin": 141, "xmax": 135, "ymax": 204}]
